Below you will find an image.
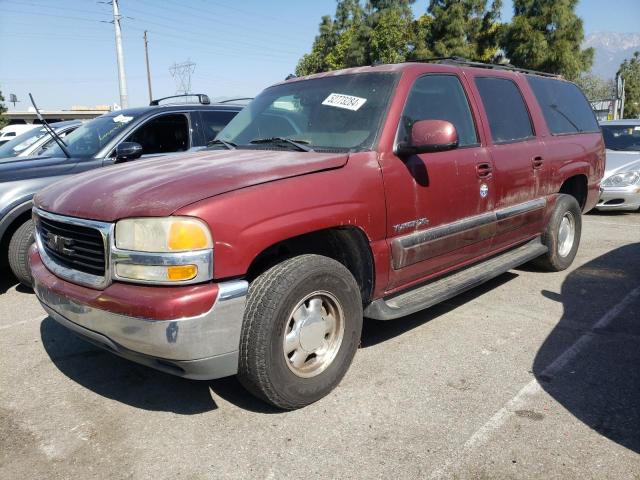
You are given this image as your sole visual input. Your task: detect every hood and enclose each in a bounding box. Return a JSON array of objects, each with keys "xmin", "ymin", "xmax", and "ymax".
[
  {"xmin": 35, "ymin": 149, "xmax": 349, "ymax": 221},
  {"xmin": 0, "ymin": 154, "xmax": 75, "ymax": 181},
  {"xmin": 604, "ymin": 150, "xmax": 640, "ymax": 177}
]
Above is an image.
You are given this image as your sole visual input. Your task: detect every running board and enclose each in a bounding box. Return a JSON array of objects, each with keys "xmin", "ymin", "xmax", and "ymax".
[{"xmin": 364, "ymin": 238, "xmax": 548, "ymax": 320}]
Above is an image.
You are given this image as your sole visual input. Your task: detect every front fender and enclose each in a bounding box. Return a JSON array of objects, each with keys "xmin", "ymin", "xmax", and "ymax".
[{"xmin": 176, "ymin": 151, "xmax": 387, "ymax": 283}]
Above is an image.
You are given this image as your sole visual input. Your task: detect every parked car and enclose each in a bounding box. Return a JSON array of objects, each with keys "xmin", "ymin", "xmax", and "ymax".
[
  {"xmin": 30, "ymin": 60, "xmax": 604, "ymax": 409},
  {"xmin": 0, "ymin": 94, "xmax": 243, "ymax": 286},
  {"xmin": 0, "ymin": 124, "xmax": 36, "ymax": 146},
  {"xmin": 0, "ymin": 121, "xmax": 81, "ymax": 159},
  {"xmin": 596, "ymin": 119, "xmax": 640, "ymax": 211}
]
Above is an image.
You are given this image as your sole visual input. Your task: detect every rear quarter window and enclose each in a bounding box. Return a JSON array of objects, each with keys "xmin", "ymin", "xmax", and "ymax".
[
  {"xmin": 474, "ymin": 77, "xmax": 534, "ymax": 143},
  {"xmin": 527, "ymin": 77, "xmax": 599, "ymax": 135}
]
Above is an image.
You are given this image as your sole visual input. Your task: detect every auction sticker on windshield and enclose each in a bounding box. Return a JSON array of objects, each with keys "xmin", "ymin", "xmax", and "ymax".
[
  {"xmin": 322, "ymin": 93, "xmax": 367, "ymax": 111},
  {"xmin": 113, "ymin": 114, "xmax": 134, "ymax": 123}
]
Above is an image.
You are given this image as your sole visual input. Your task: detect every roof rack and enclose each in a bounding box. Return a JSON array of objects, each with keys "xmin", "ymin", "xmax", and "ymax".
[
  {"xmin": 407, "ymin": 56, "xmax": 560, "ymax": 78},
  {"xmin": 149, "ymin": 94, "xmax": 211, "ymax": 106},
  {"xmin": 217, "ymin": 97, "xmax": 253, "ymax": 104}
]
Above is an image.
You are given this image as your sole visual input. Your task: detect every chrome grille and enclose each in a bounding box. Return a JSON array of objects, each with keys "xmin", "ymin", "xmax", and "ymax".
[{"xmin": 38, "ymin": 216, "xmax": 106, "ymax": 276}]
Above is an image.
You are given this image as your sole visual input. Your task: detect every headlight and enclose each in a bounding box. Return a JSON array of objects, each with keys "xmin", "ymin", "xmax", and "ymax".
[
  {"xmin": 602, "ymin": 171, "xmax": 640, "ymax": 187},
  {"xmin": 115, "ymin": 217, "xmax": 212, "ymax": 252},
  {"xmin": 113, "ymin": 217, "xmax": 213, "ymax": 284}
]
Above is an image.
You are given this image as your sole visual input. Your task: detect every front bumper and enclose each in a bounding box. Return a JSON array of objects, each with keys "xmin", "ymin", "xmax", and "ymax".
[
  {"xmin": 31, "ymin": 248, "xmax": 248, "ymax": 380},
  {"xmin": 596, "ymin": 185, "xmax": 640, "ymax": 211}
]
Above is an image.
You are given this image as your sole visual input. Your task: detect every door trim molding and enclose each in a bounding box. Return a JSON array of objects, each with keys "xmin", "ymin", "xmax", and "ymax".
[{"xmin": 391, "ymin": 198, "xmax": 546, "ymax": 269}]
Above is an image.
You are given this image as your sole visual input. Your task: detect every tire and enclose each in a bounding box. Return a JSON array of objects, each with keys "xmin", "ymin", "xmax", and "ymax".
[
  {"xmin": 8, "ymin": 219, "xmax": 35, "ymax": 288},
  {"xmin": 238, "ymin": 254, "xmax": 363, "ymax": 410},
  {"xmin": 533, "ymin": 194, "xmax": 582, "ymax": 272}
]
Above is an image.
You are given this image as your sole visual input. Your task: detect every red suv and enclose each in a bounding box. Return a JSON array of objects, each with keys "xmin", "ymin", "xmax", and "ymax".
[{"xmin": 30, "ymin": 60, "xmax": 605, "ymax": 409}]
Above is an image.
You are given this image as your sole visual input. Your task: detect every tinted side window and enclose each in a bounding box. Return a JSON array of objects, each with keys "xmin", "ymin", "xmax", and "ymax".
[
  {"xmin": 125, "ymin": 113, "xmax": 189, "ymax": 155},
  {"xmin": 475, "ymin": 77, "xmax": 533, "ymax": 143},
  {"xmin": 200, "ymin": 110, "xmax": 238, "ymax": 143},
  {"xmin": 527, "ymin": 77, "xmax": 599, "ymax": 134},
  {"xmin": 399, "ymin": 75, "xmax": 478, "ymax": 147}
]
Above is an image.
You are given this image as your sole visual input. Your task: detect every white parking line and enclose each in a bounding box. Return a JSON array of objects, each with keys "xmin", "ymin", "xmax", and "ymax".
[
  {"xmin": 586, "ymin": 219, "xmax": 640, "ymax": 228},
  {"xmin": 429, "ymin": 285, "xmax": 640, "ymax": 479},
  {"xmin": 0, "ymin": 314, "xmax": 47, "ymax": 331}
]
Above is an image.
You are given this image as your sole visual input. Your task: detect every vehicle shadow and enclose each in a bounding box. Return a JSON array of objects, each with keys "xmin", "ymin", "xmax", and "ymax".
[
  {"xmin": 0, "ymin": 268, "xmax": 34, "ymax": 294},
  {"xmin": 361, "ymin": 272, "xmax": 518, "ymax": 348},
  {"xmin": 40, "ymin": 317, "xmax": 281, "ymax": 414},
  {"xmin": 39, "ymin": 271, "xmax": 521, "ymax": 414},
  {"xmin": 533, "ymin": 243, "xmax": 640, "ymax": 453},
  {"xmin": 0, "ymin": 268, "xmax": 18, "ymax": 294}
]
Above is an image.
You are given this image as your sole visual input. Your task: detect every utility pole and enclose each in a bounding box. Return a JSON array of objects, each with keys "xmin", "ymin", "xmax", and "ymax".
[
  {"xmin": 144, "ymin": 31, "xmax": 153, "ymax": 104},
  {"xmin": 112, "ymin": 0, "xmax": 128, "ymax": 109}
]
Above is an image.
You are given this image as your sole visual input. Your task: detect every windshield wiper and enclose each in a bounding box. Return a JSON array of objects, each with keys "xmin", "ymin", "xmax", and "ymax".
[
  {"xmin": 249, "ymin": 137, "xmax": 315, "ymax": 152},
  {"xmin": 28, "ymin": 93, "xmax": 71, "ymax": 158},
  {"xmin": 208, "ymin": 138, "xmax": 236, "ymax": 150},
  {"xmin": 550, "ymin": 104, "xmax": 582, "ymax": 133}
]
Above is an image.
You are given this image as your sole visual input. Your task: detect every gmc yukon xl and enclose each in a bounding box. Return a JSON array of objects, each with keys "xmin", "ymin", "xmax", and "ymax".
[{"xmin": 29, "ymin": 60, "xmax": 605, "ymax": 410}]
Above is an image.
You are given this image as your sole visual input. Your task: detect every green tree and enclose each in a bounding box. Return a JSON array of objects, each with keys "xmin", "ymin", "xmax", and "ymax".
[
  {"xmin": 619, "ymin": 51, "xmax": 640, "ymax": 118},
  {"xmin": 502, "ymin": 0, "xmax": 593, "ymax": 80},
  {"xmin": 574, "ymin": 73, "xmax": 614, "ymax": 102},
  {"xmin": 368, "ymin": 0, "xmax": 416, "ymax": 64},
  {"xmin": 412, "ymin": 0, "xmax": 502, "ymax": 61},
  {"xmin": 0, "ymin": 90, "xmax": 8, "ymax": 130},
  {"xmin": 296, "ymin": 0, "xmax": 416, "ymax": 75},
  {"xmin": 296, "ymin": 1, "xmax": 366, "ymax": 76}
]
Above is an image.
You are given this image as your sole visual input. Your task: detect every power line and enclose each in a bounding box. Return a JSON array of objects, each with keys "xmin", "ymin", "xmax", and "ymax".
[
  {"xmin": 134, "ymin": 0, "xmax": 308, "ymax": 48},
  {"xmin": 2, "ymin": 8, "xmax": 109, "ymax": 23},
  {"xmin": 123, "ymin": 5, "xmax": 301, "ymax": 56}
]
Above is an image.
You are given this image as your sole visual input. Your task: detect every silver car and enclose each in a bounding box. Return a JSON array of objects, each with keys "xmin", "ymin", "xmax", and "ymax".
[
  {"xmin": 596, "ymin": 119, "xmax": 640, "ymax": 212},
  {"xmin": 0, "ymin": 121, "xmax": 82, "ymax": 159}
]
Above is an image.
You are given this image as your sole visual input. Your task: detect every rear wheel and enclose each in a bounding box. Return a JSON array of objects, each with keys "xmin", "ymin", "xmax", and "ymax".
[
  {"xmin": 534, "ymin": 194, "xmax": 582, "ymax": 272},
  {"xmin": 8, "ymin": 219, "xmax": 35, "ymax": 287},
  {"xmin": 238, "ymin": 254, "xmax": 363, "ymax": 410}
]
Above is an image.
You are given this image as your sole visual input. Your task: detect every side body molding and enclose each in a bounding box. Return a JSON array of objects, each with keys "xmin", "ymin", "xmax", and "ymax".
[{"xmin": 391, "ymin": 198, "xmax": 546, "ymax": 270}]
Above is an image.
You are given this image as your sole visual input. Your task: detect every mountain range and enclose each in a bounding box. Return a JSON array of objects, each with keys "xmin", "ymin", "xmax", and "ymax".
[{"xmin": 584, "ymin": 32, "xmax": 640, "ymax": 80}]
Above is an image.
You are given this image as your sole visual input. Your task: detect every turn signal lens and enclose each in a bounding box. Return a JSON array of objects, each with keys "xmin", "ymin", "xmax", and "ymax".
[
  {"xmin": 167, "ymin": 265, "xmax": 198, "ymax": 281},
  {"xmin": 115, "ymin": 264, "xmax": 198, "ymax": 282}
]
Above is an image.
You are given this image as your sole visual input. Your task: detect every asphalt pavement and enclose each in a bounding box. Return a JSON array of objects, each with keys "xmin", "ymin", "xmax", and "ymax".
[{"xmin": 1, "ymin": 211, "xmax": 639, "ymax": 479}]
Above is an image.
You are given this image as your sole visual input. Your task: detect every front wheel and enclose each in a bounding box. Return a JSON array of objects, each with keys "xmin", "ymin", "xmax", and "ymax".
[
  {"xmin": 238, "ymin": 254, "xmax": 363, "ymax": 410},
  {"xmin": 533, "ymin": 194, "xmax": 582, "ymax": 272},
  {"xmin": 8, "ymin": 219, "xmax": 35, "ymax": 288}
]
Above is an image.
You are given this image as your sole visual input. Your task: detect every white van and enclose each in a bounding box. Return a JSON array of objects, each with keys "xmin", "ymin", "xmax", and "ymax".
[{"xmin": 0, "ymin": 125, "xmax": 36, "ymax": 146}]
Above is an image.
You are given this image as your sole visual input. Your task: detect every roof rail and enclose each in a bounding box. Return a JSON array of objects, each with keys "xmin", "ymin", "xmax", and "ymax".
[
  {"xmin": 217, "ymin": 97, "xmax": 253, "ymax": 104},
  {"xmin": 407, "ymin": 56, "xmax": 561, "ymax": 78},
  {"xmin": 149, "ymin": 94, "xmax": 211, "ymax": 106}
]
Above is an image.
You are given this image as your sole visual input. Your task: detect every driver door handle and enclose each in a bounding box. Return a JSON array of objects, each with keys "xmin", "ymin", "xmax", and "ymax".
[
  {"xmin": 476, "ymin": 162, "xmax": 493, "ymax": 178},
  {"xmin": 532, "ymin": 156, "xmax": 544, "ymax": 169}
]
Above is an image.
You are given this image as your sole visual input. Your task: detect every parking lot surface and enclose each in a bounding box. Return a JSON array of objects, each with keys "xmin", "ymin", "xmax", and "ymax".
[{"xmin": 1, "ymin": 212, "xmax": 639, "ymax": 479}]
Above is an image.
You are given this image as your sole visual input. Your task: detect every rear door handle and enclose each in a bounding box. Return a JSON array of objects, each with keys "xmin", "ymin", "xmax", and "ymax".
[
  {"xmin": 476, "ymin": 162, "xmax": 492, "ymax": 178},
  {"xmin": 532, "ymin": 156, "xmax": 544, "ymax": 169}
]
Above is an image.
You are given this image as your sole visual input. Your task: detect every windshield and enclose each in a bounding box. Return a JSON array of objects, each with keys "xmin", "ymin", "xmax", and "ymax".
[
  {"xmin": 40, "ymin": 113, "xmax": 139, "ymax": 158},
  {"xmin": 602, "ymin": 125, "xmax": 640, "ymax": 152},
  {"xmin": 216, "ymin": 72, "xmax": 398, "ymax": 152},
  {"xmin": 0, "ymin": 126, "xmax": 43, "ymax": 158}
]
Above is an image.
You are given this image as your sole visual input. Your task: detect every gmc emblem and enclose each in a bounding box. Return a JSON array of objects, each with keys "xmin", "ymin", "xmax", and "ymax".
[{"xmin": 45, "ymin": 232, "xmax": 75, "ymax": 256}]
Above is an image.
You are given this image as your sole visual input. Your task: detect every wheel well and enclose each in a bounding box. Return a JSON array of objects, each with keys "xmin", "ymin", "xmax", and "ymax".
[
  {"xmin": 246, "ymin": 227, "xmax": 375, "ymax": 304},
  {"xmin": 559, "ymin": 175, "xmax": 588, "ymax": 210},
  {"xmin": 0, "ymin": 210, "xmax": 32, "ymax": 267}
]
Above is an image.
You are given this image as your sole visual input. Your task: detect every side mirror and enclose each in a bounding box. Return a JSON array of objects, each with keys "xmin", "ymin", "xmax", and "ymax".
[
  {"xmin": 115, "ymin": 142, "xmax": 143, "ymax": 161},
  {"xmin": 396, "ymin": 119, "xmax": 458, "ymax": 157}
]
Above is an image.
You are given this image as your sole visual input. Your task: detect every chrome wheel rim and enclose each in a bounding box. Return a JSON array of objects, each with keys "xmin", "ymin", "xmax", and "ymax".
[
  {"xmin": 557, "ymin": 212, "xmax": 575, "ymax": 257},
  {"xmin": 283, "ymin": 291, "xmax": 345, "ymax": 378}
]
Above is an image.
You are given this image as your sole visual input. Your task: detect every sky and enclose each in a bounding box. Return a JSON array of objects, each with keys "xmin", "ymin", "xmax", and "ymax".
[{"xmin": 0, "ymin": 0, "xmax": 638, "ymax": 111}]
